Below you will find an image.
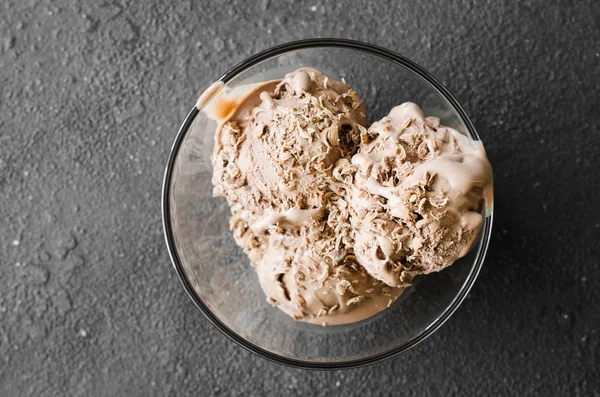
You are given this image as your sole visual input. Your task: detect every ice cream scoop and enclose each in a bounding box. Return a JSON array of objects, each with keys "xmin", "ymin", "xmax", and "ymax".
[
  {"xmin": 210, "ymin": 68, "xmax": 389, "ymax": 325},
  {"xmin": 349, "ymin": 103, "xmax": 493, "ymax": 287}
]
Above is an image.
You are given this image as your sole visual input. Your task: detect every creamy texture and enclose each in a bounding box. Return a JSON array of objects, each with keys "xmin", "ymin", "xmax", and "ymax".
[
  {"xmin": 208, "ymin": 68, "xmax": 493, "ymax": 325},
  {"xmin": 347, "ymin": 103, "xmax": 493, "ymax": 287}
]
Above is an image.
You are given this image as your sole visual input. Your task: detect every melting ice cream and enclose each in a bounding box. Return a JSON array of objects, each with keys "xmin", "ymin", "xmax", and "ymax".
[{"xmin": 207, "ymin": 68, "xmax": 493, "ymax": 325}]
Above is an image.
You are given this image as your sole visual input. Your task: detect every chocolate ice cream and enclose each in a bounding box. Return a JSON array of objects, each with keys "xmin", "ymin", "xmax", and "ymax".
[
  {"xmin": 348, "ymin": 102, "xmax": 493, "ymax": 287},
  {"xmin": 207, "ymin": 68, "xmax": 493, "ymax": 325}
]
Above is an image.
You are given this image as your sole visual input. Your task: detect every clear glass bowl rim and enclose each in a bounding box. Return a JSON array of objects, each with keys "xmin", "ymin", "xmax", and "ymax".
[{"xmin": 162, "ymin": 38, "xmax": 493, "ymax": 370}]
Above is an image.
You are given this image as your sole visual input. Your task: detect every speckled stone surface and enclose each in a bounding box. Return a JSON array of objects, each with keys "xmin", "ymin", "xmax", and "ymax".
[{"xmin": 1, "ymin": 0, "xmax": 599, "ymax": 395}]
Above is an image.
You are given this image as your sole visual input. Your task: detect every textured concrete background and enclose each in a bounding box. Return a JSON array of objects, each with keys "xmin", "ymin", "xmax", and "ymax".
[{"xmin": 1, "ymin": 0, "xmax": 599, "ymax": 395}]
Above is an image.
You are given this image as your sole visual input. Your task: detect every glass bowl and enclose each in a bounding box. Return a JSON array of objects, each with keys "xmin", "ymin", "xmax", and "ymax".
[{"xmin": 162, "ymin": 39, "xmax": 493, "ymax": 369}]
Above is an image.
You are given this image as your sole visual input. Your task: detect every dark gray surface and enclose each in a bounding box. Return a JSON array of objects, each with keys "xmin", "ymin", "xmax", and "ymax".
[{"xmin": 1, "ymin": 0, "xmax": 598, "ymax": 395}]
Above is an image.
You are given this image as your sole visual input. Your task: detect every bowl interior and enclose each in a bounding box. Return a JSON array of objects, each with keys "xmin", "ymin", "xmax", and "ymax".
[{"xmin": 166, "ymin": 43, "xmax": 491, "ymax": 366}]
